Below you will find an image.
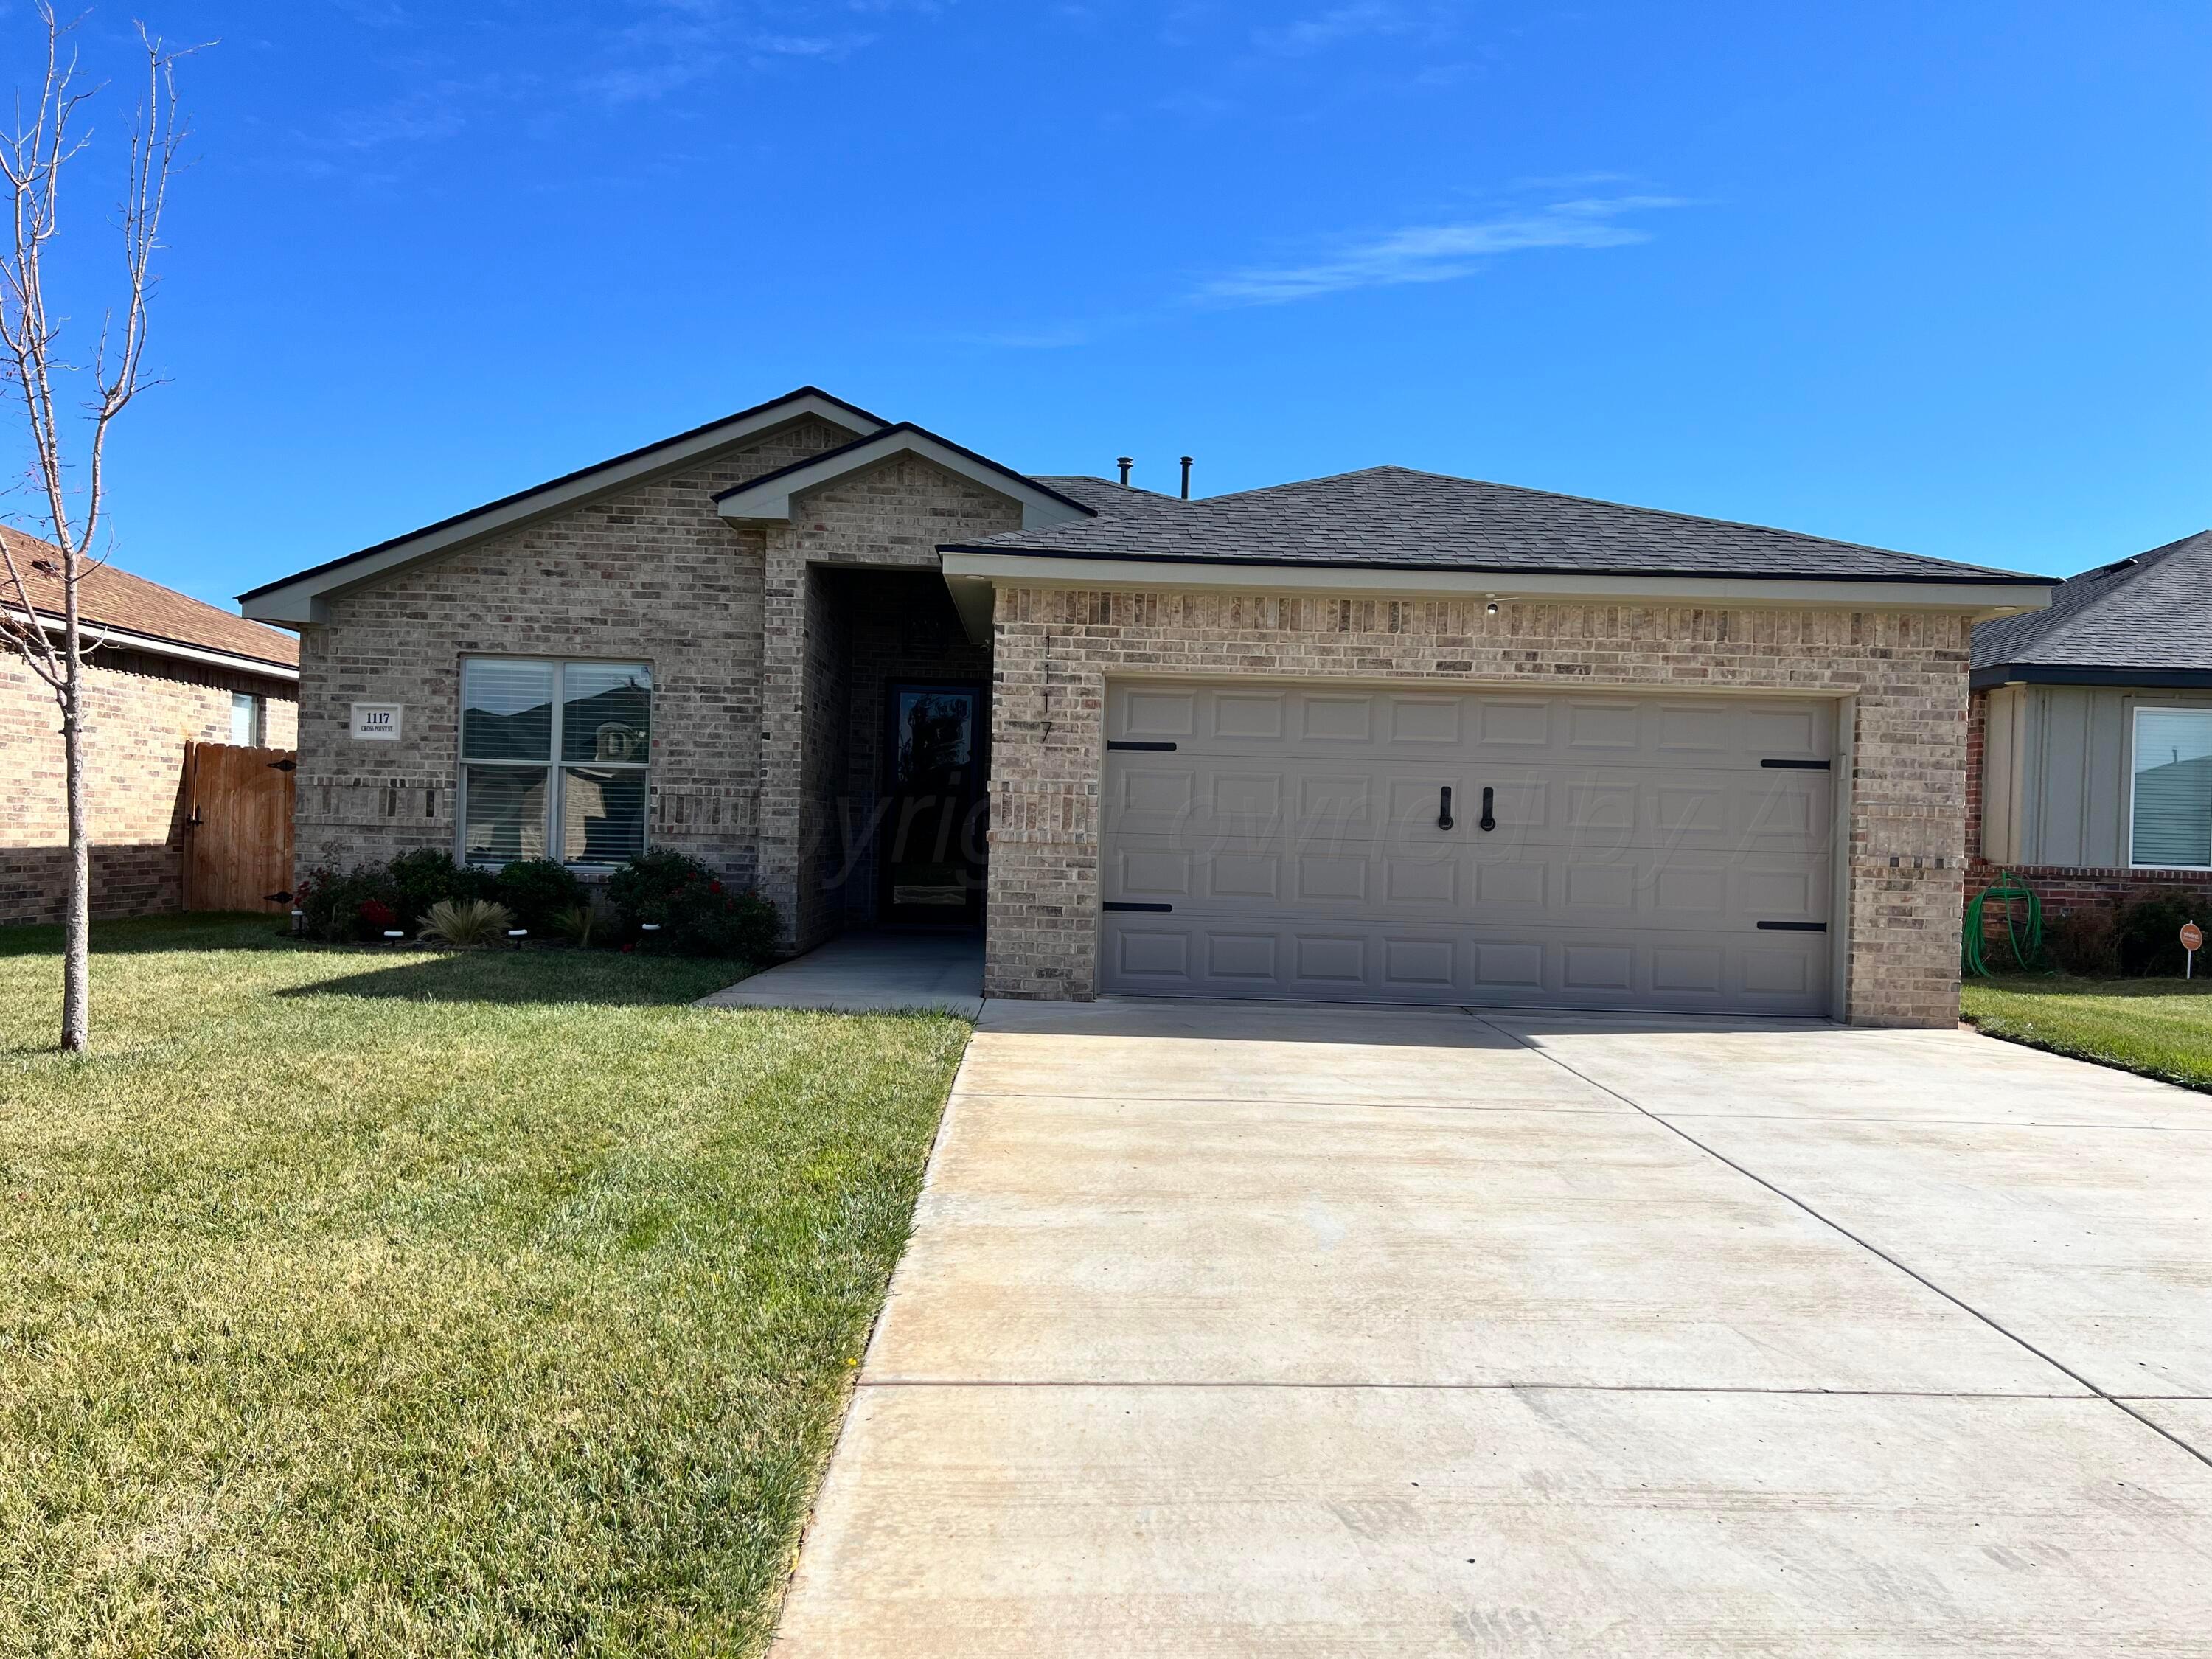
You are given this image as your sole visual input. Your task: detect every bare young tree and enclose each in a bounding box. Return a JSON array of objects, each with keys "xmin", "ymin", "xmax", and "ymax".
[{"xmin": 0, "ymin": 5, "xmax": 191, "ymax": 1052}]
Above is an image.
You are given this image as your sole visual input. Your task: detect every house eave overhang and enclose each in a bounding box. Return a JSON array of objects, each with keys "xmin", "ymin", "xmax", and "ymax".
[
  {"xmin": 937, "ymin": 549, "xmax": 2053, "ymax": 644},
  {"xmin": 1970, "ymin": 661, "xmax": 2212, "ymax": 692},
  {"xmin": 714, "ymin": 423, "xmax": 1096, "ymax": 532},
  {"xmin": 239, "ymin": 388, "xmax": 888, "ymax": 625},
  {"xmin": 4, "ymin": 603, "xmax": 299, "ymax": 681}
]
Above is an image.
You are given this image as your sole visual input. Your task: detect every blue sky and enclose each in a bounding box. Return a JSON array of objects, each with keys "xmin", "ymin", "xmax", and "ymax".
[{"xmin": 6, "ymin": 0, "xmax": 2207, "ymax": 607}]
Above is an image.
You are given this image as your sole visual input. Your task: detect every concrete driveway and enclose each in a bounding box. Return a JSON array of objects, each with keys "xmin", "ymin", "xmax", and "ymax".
[{"xmin": 771, "ymin": 1001, "xmax": 2212, "ymax": 1655}]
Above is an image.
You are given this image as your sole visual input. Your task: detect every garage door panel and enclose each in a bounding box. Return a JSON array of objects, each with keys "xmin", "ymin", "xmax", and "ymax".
[
  {"xmin": 1107, "ymin": 757, "xmax": 1829, "ymax": 853},
  {"xmin": 1108, "ymin": 685, "xmax": 1836, "ymax": 771},
  {"xmin": 1099, "ymin": 914, "xmax": 1832, "ymax": 1011},
  {"xmin": 1105, "ymin": 838, "xmax": 1834, "ymax": 934},
  {"xmin": 1100, "ymin": 683, "xmax": 1837, "ymax": 1015}
]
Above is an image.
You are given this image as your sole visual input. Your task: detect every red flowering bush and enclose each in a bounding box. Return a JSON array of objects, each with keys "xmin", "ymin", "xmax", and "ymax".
[
  {"xmin": 358, "ymin": 899, "xmax": 399, "ymax": 931},
  {"xmin": 605, "ymin": 850, "xmax": 780, "ymax": 960}
]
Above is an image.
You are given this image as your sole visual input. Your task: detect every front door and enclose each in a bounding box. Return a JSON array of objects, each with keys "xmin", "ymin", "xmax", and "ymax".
[{"xmin": 880, "ymin": 682, "xmax": 987, "ymax": 926}]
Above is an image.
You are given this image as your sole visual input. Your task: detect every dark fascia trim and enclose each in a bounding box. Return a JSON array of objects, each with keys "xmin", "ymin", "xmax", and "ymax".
[
  {"xmin": 710, "ymin": 420, "xmax": 1098, "ymax": 518},
  {"xmin": 238, "ymin": 385, "xmax": 889, "ymax": 602},
  {"xmin": 1971, "ymin": 662, "xmax": 2212, "ymax": 691},
  {"xmin": 936, "ymin": 541, "xmax": 2054, "ymax": 586}
]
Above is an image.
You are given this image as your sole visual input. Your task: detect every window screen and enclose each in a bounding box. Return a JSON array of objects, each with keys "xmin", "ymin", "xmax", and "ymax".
[{"xmin": 2132, "ymin": 708, "xmax": 2212, "ymax": 869}]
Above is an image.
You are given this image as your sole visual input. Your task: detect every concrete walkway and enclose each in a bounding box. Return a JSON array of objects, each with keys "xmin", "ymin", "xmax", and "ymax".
[
  {"xmin": 772, "ymin": 999, "xmax": 2212, "ymax": 1655},
  {"xmin": 695, "ymin": 931, "xmax": 983, "ymax": 1016}
]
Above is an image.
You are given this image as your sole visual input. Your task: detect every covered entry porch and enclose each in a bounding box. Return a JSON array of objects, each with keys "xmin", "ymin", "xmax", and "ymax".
[{"xmin": 781, "ymin": 565, "xmax": 990, "ymax": 953}]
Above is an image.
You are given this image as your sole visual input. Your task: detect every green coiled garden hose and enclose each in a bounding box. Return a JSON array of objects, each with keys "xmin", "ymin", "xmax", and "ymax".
[{"xmin": 1963, "ymin": 869, "xmax": 2042, "ymax": 978}]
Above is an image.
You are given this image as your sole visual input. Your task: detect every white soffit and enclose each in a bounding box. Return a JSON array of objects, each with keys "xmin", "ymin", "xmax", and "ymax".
[{"xmin": 4, "ymin": 605, "xmax": 299, "ymax": 680}]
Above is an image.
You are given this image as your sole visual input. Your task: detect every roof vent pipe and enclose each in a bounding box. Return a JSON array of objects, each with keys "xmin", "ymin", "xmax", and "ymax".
[
  {"xmin": 1180, "ymin": 456, "xmax": 1192, "ymax": 499},
  {"xmin": 1117, "ymin": 456, "xmax": 1133, "ymax": 487}
]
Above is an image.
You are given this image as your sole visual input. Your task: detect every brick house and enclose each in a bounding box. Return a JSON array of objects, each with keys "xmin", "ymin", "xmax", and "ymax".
[
  {"xmin": 3, "ymin": 528, "xmax": 300, "ymax": 925},
  {"xmin": 1968, "ymin": 530, "xmax": 2212, "ymax": 918},
  {"xmin": 240, "ymin": 386, "xmax": 2050, "ymax": 1026}
]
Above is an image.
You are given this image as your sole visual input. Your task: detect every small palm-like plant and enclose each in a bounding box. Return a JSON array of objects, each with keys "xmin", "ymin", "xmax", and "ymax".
[
  {"xmin": 419, "ymin": 898, "xmax": 514, "ymax": 948},
  {"xmin": 553, "ymin": 892, "xmax": 623, "ymax": 949}
]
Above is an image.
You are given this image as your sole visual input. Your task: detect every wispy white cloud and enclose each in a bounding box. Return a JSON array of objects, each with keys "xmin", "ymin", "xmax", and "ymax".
[
  {"xmin": 1252, "ymin": 1, "xmax": 1413, "ymax": 56},
  {"xmin": 580, "ymin": 0, "xmax": 894, "ymax": 103},
  {"xmin": 1194, "ymin": 195, "xmax": 1687, "ymax": 305}
]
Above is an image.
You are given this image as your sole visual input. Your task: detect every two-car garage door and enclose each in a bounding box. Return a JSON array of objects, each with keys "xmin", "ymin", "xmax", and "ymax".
[{"xmin": 1099, "ymin": 681, "xmax": 1839, "ymax": 1015}]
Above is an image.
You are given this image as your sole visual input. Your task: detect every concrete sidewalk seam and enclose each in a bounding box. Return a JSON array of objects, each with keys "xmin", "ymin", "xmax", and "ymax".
[{"xmin": 1469, "ymin": 1011, "xmax": 2212, "ymax": 1475}]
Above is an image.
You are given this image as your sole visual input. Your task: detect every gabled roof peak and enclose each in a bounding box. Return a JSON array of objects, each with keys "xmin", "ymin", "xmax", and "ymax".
[
  {"xmin": 241, "ymin": 386, "xmax": 888, "ymax": 622},
  {"xmin": 713, "ymin": 421, "xmax": 1096, "ymax": 529}
]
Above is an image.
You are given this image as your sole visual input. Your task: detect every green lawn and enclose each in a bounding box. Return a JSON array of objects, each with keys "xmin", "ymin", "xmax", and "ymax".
[
  {"xmin": 1961, "ymin": 973, "xmax": 2212, "ymax": 1093},
  {"xmin": 0, "ymin": 915, "xmax": 970, "ymax": 1657}
]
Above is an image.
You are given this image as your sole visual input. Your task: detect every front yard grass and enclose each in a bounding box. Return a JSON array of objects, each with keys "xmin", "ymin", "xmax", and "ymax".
[
  {"xmin": 0, "ymin": 915, "xmax": 970, "ymax": 1657},
  {"xmin": 1961, "ymin": 973, "xmax": 2212, "ymax": 1093}
]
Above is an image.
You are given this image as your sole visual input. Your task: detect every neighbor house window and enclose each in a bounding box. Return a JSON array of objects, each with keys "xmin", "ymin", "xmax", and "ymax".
[
  {"xmin": 229, "ymin": 691, "xmax": 264, "ymax": 745},
  {"xmin": 2129, "ymin": 706, "xmax": 2212, "ymax": 870},
  {"xmin": 459, "ymin": 658, "xmax": 651, "ymax": 867}
]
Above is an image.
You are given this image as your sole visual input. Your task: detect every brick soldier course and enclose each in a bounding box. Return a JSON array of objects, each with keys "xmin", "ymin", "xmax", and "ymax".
[{"xmin": 241, "ymin": 386, "xmax": 2051, "ymax": 1028}]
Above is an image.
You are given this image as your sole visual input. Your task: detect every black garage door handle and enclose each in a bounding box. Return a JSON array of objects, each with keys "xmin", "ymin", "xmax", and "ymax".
[
  {"xmin": 1479, "ymin": 786, "xmax": 1496, "ymax": 832},
  {"xmin": 1437, "ymin": 786, "xmax": 1453, "ymax": 830}
]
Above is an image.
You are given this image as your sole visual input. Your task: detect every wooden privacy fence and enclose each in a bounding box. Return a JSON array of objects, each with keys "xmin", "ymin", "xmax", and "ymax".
[{"xmin": 183, "ymin": 742, "xmax": 296, "ymax": 913}]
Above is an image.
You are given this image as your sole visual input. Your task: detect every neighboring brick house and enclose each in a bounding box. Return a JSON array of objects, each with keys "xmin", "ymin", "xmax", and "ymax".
[
  {"xmin": 2, "ymin": 528, "xmax": 300, "ymax": 925},
  {"xmin": 241, "ymin": 386, "xmax": 2051, "ymax": 1026},
  {"xmin": 1967, "ymin": 530, "xmax": 2212, "ymax": 920}
]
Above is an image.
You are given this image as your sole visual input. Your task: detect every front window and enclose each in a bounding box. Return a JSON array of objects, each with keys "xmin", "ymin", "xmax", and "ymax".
[
  {"xmin": 2130, "ymin": 706, "xmax": 2212, "ymax": 870},
  {"xmin": 460, "ymin": 658, "xmax": 652, "ymax": 866}
]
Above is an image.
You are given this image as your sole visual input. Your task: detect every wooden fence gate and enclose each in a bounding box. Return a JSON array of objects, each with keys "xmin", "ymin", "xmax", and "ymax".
[{"xmin": 184, "ymin": 742, "xmax": 296, "ymax": 913}]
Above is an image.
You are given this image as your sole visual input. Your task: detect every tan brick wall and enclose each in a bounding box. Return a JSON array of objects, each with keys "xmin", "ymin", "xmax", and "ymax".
[
  {"xmin": 984, "ymin": 588, "xmax": 1977, "ymax": 1028},
  {"xmin": 291, "ymin": 416, "xmax": 855, "ymax": 883},
  {"xmin": 2, "ymin": 647, "xmax": 297, "ymax": 925},
  {"xmin": 292, "ymin": 434, "xmax": 1023, "ymax": 957}
]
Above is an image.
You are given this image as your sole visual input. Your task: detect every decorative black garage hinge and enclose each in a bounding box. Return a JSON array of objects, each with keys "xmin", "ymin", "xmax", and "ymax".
[
  {"xmin": 1107, "ymin": 740, "xmax": 1178, "ymax": 751},
  {"xmin": 1756, "ymin": 920, "xmax": 1829, "ymax": 932},
  {"xmin": 1103, "ymin": 902, "xmax": 1173, "ymax": 913},
  {"xmin": 1759, "ymin": 758, "xmax": 1831, "ymax": 770}
]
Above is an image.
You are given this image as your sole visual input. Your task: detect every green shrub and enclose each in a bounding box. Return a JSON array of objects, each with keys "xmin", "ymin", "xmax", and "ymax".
[
  {"xmin": 295, "ymin": 864, "xmax": 403, "ymax": 943},
  {"xmin": 552, "ymin": 892, "xmax": 625, "ymax": 950},
  {"xmin": 493, "ymin": 859, "xmax": 585, "ymax": 931},
  {"xmin": 386, "ymin": 849, "xmax": 497, "ymax": 928},
  {"xmin": 417, "ymin": 898, "xmax": 515, "ymax": 947},
  {"xmin": 2043, "ymin": 905, "xmax": 2120, "ymax": 977},
  {"xmin": 2116, "ymin": 894, "xmax": 2212, "ymax": 977},
  {"xmin": 605, "ymin": 850, "xmax": 781, "ymax": 960}
]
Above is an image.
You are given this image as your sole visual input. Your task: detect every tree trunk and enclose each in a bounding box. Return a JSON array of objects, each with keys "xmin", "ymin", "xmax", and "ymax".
[{"xmin": 60, "ymin": 614, "xmax": 89, "ymax": 1054}]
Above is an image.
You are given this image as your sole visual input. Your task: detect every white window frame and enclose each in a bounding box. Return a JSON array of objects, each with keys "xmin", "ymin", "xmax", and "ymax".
[
  {"xmin": 229, "ymin": 690, "xmax": 265, "ymax": 747},
  {"xmin": 2126, "ymin": 703, "xmax": 2212, "ymax": 872},
  {"xmin": 456, "ymin": 656, "xmax": 653, "ymax": 871}
]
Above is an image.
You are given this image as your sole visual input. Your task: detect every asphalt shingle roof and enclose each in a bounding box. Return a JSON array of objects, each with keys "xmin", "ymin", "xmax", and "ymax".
[
  {"xmin": 1972, "ymin": 531, "xmax": 2212, "ymax": 675},
  {"xmin": 971, "ymin": 465, "xmax": 2041, "ymax": 586},
  {"xmin": 4, "ymin": 526, "xmax": 299, "ymax": 668}
]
